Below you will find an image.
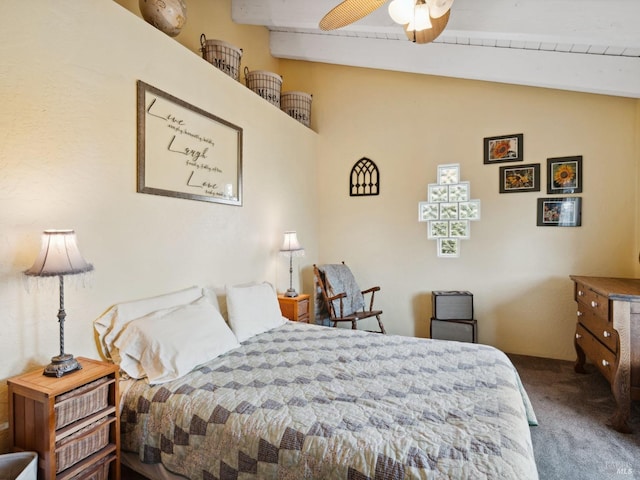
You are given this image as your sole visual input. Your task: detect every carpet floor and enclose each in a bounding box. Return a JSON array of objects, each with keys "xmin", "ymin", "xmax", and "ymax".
[{"xmin": 508, "ymin": 354, "xmax": 640, "ymax": 480}]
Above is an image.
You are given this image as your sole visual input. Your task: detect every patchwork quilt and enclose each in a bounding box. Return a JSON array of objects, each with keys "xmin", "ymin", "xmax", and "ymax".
[{"xmin": 120, "ymin": 322, "xmax": 538, "ymax": 479}]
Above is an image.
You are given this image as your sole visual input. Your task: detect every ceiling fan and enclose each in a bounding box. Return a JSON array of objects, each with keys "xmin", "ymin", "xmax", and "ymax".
[{"xmin": 319, "ymin": 0, "xmax": 454, "ymax": 44}]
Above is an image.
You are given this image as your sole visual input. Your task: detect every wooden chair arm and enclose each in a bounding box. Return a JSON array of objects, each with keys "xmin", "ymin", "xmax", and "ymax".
[
  {"xmin": 361, "ymin": 286, "xmax": 380, "ymax": 294},
  {"xmin": 361, "ymin": 286, "xmax": 380, "ymax": 311},
  {"xmin": 328, "ymin": 292, "xmax": 347, "ymax": 301},
  {"xmin": 327, "ymin": 292, "xmax": 347, "ymax": 318}
]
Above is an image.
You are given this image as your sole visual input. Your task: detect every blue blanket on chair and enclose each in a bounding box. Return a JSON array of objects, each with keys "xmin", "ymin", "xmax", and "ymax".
[{"xmin": 319, "ymin": 264, "xmax": 365, "ymax": 318}]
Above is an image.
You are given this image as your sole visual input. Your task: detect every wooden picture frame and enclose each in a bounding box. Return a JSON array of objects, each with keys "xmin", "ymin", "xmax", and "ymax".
[
  {"xmin": 499, "ymin": 163, "xmax": 541, "ymax": 193},
  {"xmin": 537, "ymin": 197, "xmax": 582, "ymax": 227},
  {"xmin": 137, "ymin": 80, "xmax": 243, "ymax": 205},
  {"xmin": 484, "ymin": 133, "xmax": 524, "ymax": 164},
  {"xmin": 547, "ymin": 155, "xmax": 582, "ymax": 194}
]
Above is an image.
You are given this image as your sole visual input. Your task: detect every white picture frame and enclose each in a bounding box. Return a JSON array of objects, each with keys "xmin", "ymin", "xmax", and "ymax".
[
  {"xmin": 458, "ymin": 200, "xmax": 481, "ymax": 221},
  {"xmin": 428, "ymin": 184, "xmax": 449, "ymax": 203},
  {"xmin": 438, "ymin": 238, "xmax": 460, "ymax": 257},
  {"xmin": 437, "ymin": 164, "xmax": 460, "ymax": 185},
  {"xmin": 418, "ymin": 202, "xmax": 440, "ymax": 222},
  {"xmin": 428, "ymin": 221, "xmax": 449, "ymax": 239}
]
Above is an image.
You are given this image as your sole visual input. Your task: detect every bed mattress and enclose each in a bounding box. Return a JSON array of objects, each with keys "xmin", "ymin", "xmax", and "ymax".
[{"xmin": 120, "ymin": 322, "xmax": 538, "ymax": 479}]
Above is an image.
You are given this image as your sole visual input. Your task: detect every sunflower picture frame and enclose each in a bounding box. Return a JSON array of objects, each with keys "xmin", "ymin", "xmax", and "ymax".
[
  {"xmin": 483, "ymin": 133, "xmax": 524, "ymax": 164},
  {"xmin": 547, "ymin": 156, "xmax": 582, "ymax": 194},
  {"xmin": 499, "ymin": 163, "xmax": 540, "ymax": 193}
]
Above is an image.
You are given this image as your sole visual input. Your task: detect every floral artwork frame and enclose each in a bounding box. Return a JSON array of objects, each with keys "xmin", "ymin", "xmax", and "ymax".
[
  {"xmin": 449, "ymin": 220, "xmax": 470, "ymax": 239},
  {"xmin": 428, "ymin": 184, "xmax": 449, "ymax": 203},
  {"xmin": 458, "ymin": 200, "xmax": 481, "ymax": 221},
  {"xmin": 437, "ymin": 164, "xmax": 460, "ymax": 185},
  {"xmin": 499, "ymin": 163, "xmax": 541, "ymax": 193},
  {"xmin": 483, "ymin": 133, "xmax": 524, "ymax": 164},
  {"xmin": 547, "ymin": 156, "xmax": 582, "ymax": 194},
  {"xmin": 448, "ymin": 182, "xmax": 470, "ymax": 202},
  {"xmin": 438, "ymin": 238, "xmax": 459, "ymax": 258},
  {"xmin": 428, "ymin": 221, "xmax": 449, "ymax": 239},
  {"xmin": 536, "ymin": 197, "xmax": 582, "ymax": 227},
  {"xmin": 418, "ymin": 202, "xmax": 439, "ymax": 222}
]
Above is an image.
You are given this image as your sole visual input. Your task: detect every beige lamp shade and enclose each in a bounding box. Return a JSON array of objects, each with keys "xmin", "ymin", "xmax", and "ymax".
[{"xmin": 24, "ymin": 230, "xmax": 93, "ymax": 277}]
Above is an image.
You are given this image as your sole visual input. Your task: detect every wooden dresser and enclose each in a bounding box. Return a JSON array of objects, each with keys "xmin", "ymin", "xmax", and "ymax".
[{"xmin": 570, "ymin": 275, "xmax": 640, "ymax": 432}]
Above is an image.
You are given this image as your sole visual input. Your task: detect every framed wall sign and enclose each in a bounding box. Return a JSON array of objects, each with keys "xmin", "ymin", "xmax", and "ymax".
[{"xmin": 137, "ymin": 80, "xmax": 243, "ymax": 205}]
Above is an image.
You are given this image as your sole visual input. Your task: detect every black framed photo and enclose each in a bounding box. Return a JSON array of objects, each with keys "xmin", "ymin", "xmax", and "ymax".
[
  {"xmin": 499, "ymin": 163, "xmax": 540, "ymax": 193},
  {"xmin": 483, "ymin": 133, "xmax": 523, "ymax": 164},
  {"xmin": 536, "ymin": 197, "xmax": 582, "ymax": 227},
  {"xmin": 547, "ymin": 155, "xmax": 582, "ymax": 194}
]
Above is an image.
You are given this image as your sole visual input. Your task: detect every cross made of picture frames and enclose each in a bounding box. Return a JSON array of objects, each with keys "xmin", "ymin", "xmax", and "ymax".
[{"xmin": 418, "ymin": 164, "xmax": 481, "ymax": 257}]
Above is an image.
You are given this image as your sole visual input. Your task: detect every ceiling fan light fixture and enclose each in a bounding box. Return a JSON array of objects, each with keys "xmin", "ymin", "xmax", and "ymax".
[
  {"xmin": 408, "ymin": 2, "xmax": 432, "ymax": 32},
  {"xmin": 388, "ymin": 0, "xmax": 415, "ymax": 25},
  {"xmin": 426, "ymin": 0, "xmax": 453, "ymax": 19}
]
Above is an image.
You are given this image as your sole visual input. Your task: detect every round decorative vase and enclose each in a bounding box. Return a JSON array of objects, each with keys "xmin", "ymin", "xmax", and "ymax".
[{"xmin": 139, "ymin": 0, "xmax": 187, "ymax": 37}]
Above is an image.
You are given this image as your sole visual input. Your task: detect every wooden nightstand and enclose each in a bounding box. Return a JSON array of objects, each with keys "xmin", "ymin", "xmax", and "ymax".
[
  {"xmin": 8, "ymin": 357, "xmax": 120, "ymax": 480},
  {"xmin": 278, "ymin": 293, "xmax": 310, "ymax": 323}
]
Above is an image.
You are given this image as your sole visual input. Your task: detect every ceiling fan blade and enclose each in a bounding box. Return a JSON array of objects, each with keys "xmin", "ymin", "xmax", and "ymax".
[{"xmin": 319, "ymin": 0, "xmax": 388, "ymax": 30}]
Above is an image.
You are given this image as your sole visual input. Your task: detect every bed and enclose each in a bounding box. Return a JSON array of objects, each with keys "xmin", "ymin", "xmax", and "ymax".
[{"xmin": 94, "ymin": 283, "xmax": 539, "ymax": 480}]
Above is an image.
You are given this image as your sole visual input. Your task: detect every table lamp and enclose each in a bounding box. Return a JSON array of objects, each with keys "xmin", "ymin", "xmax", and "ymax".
[
  {"xmin": 279, "ymin": 231, "xmax": 304, "ymax": 297},
  {"xmin": 24, "ymin": 230, "xmax": 94, "ymax": 377}
]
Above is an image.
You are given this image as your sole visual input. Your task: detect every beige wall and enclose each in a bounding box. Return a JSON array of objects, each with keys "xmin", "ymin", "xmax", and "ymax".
[
  {"xmin": 280, "ymin": 60, "xmax": 638, "ymax": 359},
  {"xmin": 0, "ymin": 0, "xmax": 317, "ymax": 451}
]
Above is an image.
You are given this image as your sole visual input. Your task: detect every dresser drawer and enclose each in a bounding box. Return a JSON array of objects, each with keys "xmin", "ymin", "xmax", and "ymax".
[
  {"xmin": 576, "ymin": 307, "xmax": 618, "ymax": 353},
  {"xmin": 575, "ymin": 323, "xmax": 617, "ymax": 383},
  {"xmin": 575, "ymin": 282, "xmax": 609, "ymax": 319}
]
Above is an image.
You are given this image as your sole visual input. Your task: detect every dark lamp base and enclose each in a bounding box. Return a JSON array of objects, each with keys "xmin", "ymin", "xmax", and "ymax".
[
  {"xmin": 43, "ymin": 353, "xmax": 82, "ymax": 378},
  {"xmin": 284, "ymin": 288, "xmax": 299, "ymax": 298}
]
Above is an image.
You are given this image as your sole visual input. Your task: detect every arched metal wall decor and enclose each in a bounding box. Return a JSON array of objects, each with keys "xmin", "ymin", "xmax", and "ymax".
[
  {"xmin": 350, "ymin": 157, "xmax": 379, "ymax": 196},
  {"xmin": 418, "ymin": 163, "xmax": 481, "ymax": 257}
]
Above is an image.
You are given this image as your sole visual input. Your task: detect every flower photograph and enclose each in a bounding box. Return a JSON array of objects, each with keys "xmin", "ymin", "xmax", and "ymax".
[
  {"xmin": 547, "ymin": 156, "xmax": 582, "ymax": 194},
  {"xmin": 483, "ymin": 133, "xmax": 524, "ymax": 164},
  {"xmin": 537, "ymin": 197, "xmax": 582, "ymax": 227},
  {"xmin": 499, "ymin": 163, "xmax": 540, "ymax": 193}
]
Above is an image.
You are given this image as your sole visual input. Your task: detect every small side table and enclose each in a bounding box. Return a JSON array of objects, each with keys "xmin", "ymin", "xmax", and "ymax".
[{"xmin": 278, "ymin": 293, "xmax": 310, "ymax": 323}]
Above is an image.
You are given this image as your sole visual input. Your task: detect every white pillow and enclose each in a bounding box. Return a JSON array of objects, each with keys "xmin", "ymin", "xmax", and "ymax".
[
  {"xmin": 113, "ymin": 296, "xmax": 239, "ymax": 384},
  {"xmin": 226, "ymin": 282, "xmax": 286, "ymax": 342},
  {"xmin": 93, "ymin": 286, "xmax": 213, "ymax": 362}
]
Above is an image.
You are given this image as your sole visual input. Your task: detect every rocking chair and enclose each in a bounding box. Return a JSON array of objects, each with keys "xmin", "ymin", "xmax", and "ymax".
[{"xmin": 313, "ymin": 262, "xmax": 386, "ymax": 333}]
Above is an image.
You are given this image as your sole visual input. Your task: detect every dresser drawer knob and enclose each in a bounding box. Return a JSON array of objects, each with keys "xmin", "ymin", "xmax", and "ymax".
[
  {"xmin": 591, "ymin": 301, "xmax": 598, "ymax": 308},
  {"xmin": 602, "ymin": 359, "xmax": 610, "ymax": 367},
  {"xmin": 577, "ymin": 311, "xmax": 583, "ymax": 317},
  {"xmin": 603, "ymin": 330, "xmax": 611, "ymax": 338},
  {"xmin": 575, "ymin": 333, "xmax": 582, "ymax": 340},
  {"xmin": 578, "ymin": 290, "xmax": 585, "ymax": 296}
]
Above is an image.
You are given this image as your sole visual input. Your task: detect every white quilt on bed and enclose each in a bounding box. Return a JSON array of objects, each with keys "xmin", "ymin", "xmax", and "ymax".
[{"xmin": 120, "ymin": 322, "xmax": 538, "ymax": 479}]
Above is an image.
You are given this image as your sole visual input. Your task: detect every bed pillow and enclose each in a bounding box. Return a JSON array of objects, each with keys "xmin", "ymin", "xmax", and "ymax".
[
  {"xmin": 226, "ymin": 282, "xmax": 286, "ymax": 342},
  {"xmin": 113, "ymin": 296, "xmax": 239, "ymax": 384},
  {"xmin": 93, "ymin": 286, "xmax": 214, "ymax": 362}
]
